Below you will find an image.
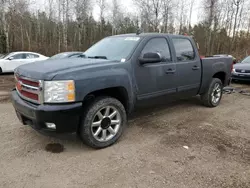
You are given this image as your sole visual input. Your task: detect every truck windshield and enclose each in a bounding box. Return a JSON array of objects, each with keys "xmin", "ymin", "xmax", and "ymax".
[
  {"xmin": 242, "ymin": 56, "xmax": 250, "ymax": 63},
  {"xmin": 84, "ymin": 36, "xmax": 141, "ymax": 61}
]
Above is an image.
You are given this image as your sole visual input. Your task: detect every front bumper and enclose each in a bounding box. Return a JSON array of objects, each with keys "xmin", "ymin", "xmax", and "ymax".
[
  {"xmin": 232, "ymin": 73, "xmax": 250, "ymax": 81},
  {"xmin": 11, "ymin": 90, "xmax": 82, "ymax": 134}
]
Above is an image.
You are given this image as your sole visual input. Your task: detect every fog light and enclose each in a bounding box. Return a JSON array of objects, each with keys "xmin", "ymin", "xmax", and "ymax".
[{"xmin": 45, "ymin": 123, "xmax": 56, "ymax": 129}]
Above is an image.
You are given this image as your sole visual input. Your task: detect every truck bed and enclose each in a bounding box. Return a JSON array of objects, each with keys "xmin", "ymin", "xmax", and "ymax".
[{"xmin": 199, "ymin": 56, "xmax": 232, "ymax": 94}]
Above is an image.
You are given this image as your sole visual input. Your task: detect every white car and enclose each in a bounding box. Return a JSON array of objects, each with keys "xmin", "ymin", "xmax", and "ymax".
[{"xmin": 0, "ymin": 51, "xmax": 48, "ymax": 74}]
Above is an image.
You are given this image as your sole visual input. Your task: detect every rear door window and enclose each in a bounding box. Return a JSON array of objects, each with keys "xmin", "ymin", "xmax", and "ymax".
[{"xmin": 172, "ymin": 38, "xmax": 195, "ymax": 62}]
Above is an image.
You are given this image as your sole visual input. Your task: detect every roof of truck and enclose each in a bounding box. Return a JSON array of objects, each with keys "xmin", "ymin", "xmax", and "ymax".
[{"xmin": 110, "ymin": 33, "xmax": 189, "ymax": 38}]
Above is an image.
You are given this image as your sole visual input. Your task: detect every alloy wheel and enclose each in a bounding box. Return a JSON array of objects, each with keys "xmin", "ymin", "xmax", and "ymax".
[{"xmin": 91, "ymin": 106, "xmax": 121, "ymax": 142}]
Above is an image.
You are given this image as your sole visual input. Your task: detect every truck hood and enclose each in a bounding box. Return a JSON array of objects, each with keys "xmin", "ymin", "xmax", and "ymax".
[
  {"xmin": 234, "ymin": 63, "xmax": 250, "ymax": 70},
  {"xmin": 15, "ymin": 58, "xmax": 119, "ymax": 80}
]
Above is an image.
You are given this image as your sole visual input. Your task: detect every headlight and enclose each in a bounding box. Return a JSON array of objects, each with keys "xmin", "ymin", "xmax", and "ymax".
[
  {"xmin": 44, "ymin": 80, "xmax": 75, "ymax": 103},
  {"xmin": 232, "ymin": 68, "xmax": 236, "ymax": 73}
]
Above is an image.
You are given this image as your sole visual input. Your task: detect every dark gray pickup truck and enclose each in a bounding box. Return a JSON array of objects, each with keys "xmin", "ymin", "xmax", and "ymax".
[{"xmin": 11, "ymin": 33, "xmax": 233, "ymax": 148}]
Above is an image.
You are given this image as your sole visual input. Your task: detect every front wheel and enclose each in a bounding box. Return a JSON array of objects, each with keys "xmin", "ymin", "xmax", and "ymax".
[
  {"xmin": 201, "ymin": 78, "xmax": 223, "ymax": 107},
  {"xmin": 80, "ymin": 96, "xmax": 127, "ymax": 149}
]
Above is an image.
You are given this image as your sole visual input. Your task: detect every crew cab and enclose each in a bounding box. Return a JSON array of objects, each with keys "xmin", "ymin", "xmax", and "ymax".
[{"xmin": 11, "ymin": 33, "xmax": 233, "ymax": 149}]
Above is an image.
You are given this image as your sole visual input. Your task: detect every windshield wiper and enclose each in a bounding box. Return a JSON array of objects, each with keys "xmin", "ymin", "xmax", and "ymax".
[{"xmin": 87, "ymin": 56, "xmax": 108, "ymax": 60}]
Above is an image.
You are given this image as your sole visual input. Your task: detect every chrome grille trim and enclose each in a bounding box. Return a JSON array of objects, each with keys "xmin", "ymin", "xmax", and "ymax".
[
  {"xmin": 15, "ymin": 73, "xmax": 43, "ymax": 104},
  {"xmin": 21, "ymin": 83, "xmax": 39, "ymax": 94},
  {"xmin": 16, "ymin": 88, "xmax": 40, "ymax": 104}
]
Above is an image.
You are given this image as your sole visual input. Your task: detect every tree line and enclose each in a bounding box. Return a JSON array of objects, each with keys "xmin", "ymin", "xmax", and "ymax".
[{"xmin": 0, "ymin": 0, "xmax": 250, "ymax": 59}]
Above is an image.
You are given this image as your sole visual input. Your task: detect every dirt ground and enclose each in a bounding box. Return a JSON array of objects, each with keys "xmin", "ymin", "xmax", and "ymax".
[
  {"xmin": 0, "ymin": 74, "xmax": 15, "ymax": 103},
  {"xmin": 1, "ymin": 74, "xmax": 250, "ymax": 188}
]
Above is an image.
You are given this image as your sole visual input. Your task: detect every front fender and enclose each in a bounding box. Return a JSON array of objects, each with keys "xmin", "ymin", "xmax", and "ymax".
[
  {"xmin": 58, "ymin": 68, "xmax": 135, "ymax": 110},
  {"xmin": 77, "ymin": 68, "xmax": 133, "ymax": 96}
]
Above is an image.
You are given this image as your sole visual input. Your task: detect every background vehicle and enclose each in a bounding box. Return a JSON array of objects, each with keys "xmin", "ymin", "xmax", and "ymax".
[
  {"xmin": 11, "ymin": 33, "xmax": 232, "ymax": 149},
  {"xmin": 50, "ymin": 52, "xmax": 85, "ymax": 59},
  {"xmin": 232, "ymin": 56, "xmax": 250, "ymax": 81},
  {"xmin": 0, "ymin": 51, "xmax": 48, "ymax": 74}
]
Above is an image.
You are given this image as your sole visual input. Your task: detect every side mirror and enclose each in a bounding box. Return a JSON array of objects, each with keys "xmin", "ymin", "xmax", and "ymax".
[
  {"xmin": 7, "ymin": 56, "xmax": 14, "ymax": 60},
  {"xmin": 139, "ymin": 52, "xmax": 162, "ymax": 65}
]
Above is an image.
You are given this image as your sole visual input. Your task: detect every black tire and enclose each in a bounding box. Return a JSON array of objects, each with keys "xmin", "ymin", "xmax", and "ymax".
[
  {"xmin": 201, "ymin": 78, "xmax": 223, "ymax": 107},
  {"xmin": 80, "ymin": 96, "xmax": 127, "ymax": 149},
  {"xmin": 0, "ymin": 67, "xmax": 2, "ymax": 74}
]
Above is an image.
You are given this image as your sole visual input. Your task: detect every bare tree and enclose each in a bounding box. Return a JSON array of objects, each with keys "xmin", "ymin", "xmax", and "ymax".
[
  {"xmin": 134, "ymin": 0, "xmax": 163, "ymax": 32},
  {"xmin": 188, "ymin": 0, "xmax": 195, "ymax": 31},
  {"xmin": 152, "ymin": 0, "xmax": 162, "ymax": 31},
  {"xmin": 97, "ymin": 0, "xmax": 105, "ymax": 21},
  {"xmin": 61, "ymin": 0, "xmax": 69, "ymax": 50},
  {"xmin": 111, "ymin": 0, "xmax": 120, "ymax": 35},
  {"xmin": 74, "ymin": 0, "xmax": 91, "ymax": 49},
  {"xmin": 203, "ymin": 0, "xmax": 218, "ymax": 55},
  {"xmin": 232, "ymin": 0, "xmax": 243, "ymax": 40},
  {"xmin": 48, "ymin": 0, "xmax": 54, "ymax": 20},
  {"xmin": 179, "ymin": 0, "xmax": 184, "ymax": 34},
  {"xmin": 135, "ymin": 0, "xmax": 151, "ymax": 32},
  {"xmin": 1, "ymin": 0, "xmax": 250, "ymax": 59},
  {"xmin": 97, "ymin": 0, "xmax": 106, "ymax": 35},
  {"xmin": 162, "ymin": 0, "xmax": 172, "ymax": 32},
  {"xmin": 0, "ymin": 0, "xmax": 9, "ymax": 52}
]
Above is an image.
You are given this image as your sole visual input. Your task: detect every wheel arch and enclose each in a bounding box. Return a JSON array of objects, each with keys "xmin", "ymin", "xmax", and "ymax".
[
  {"xmin": 82, "ymin": 86, "xmax": 131, "ymax": 114},
  {"xmin": 213, "ymin": 71, "xmax": 226, "ymax": 85}
]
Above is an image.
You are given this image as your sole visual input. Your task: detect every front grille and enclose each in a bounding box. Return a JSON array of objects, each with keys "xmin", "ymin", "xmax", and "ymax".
[
  {"xmin": 15, "ymin": 74, "xmax": 42, "ymax": 104},
  {"xmin": 235, "ymin": 69, "xmax": 250, "ymax": 73}
]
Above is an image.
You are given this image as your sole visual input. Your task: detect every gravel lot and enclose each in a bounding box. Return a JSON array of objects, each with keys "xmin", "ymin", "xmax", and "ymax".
[{"xmin": 1, "ymin": 74, "xmax": 250, "ymax": 188}]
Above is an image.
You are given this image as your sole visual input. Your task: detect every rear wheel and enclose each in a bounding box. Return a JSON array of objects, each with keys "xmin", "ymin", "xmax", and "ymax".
[
  {"xmin": 201, "ymin": 78, "xmax": 223, "ymax": 107},
  {"xmin": 80, "ymin": 96, "xmax": 127, "ymax": 149},
  {"xmin": 0, "ymin": 67, "xmax": 2, "ymax": 74}
]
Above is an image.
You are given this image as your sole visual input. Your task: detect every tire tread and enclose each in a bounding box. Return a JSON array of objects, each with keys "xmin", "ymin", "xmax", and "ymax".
[{"xmin": 201, "ymin": 78, "xmax": 223, "ymax": 108}]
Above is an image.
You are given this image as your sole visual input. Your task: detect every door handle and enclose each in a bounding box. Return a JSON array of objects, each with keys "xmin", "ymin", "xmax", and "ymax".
[
  {"xmin": 165, "ymin": 68, "xmax": 176, "ymax": 74},
  {"xmin": 192, "ymin": 65, "xmax": 200, "ymax": 70}
]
